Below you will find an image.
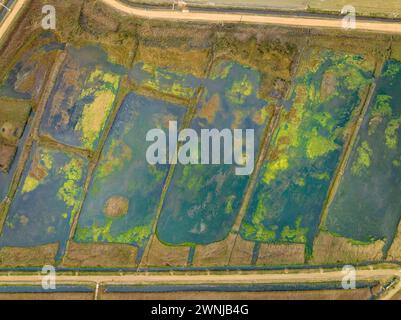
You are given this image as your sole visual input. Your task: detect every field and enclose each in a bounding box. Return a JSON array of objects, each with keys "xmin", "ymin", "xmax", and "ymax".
[
  {"xmin": 0, "ymin": 0, "xmax": 400, "ymax": 282},
  {"xmin": 307, "ymin": 0, "xmax": 401, "ymax": 17}
]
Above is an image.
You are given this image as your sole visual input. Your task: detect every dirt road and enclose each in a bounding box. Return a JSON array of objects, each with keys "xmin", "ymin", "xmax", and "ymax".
[
  {"xmin": 101, "ymin": 0, "xmax": 401, "ymax": 34},
  {"xmin": 0, "ymin": 268, "xmax": 398, "ymax": 286},
  {"xmin": 0, "ymin": 0, "xmax": 401, "ymax": 300},
  {"xmin": 0, "ymin": 0, "xmax": 27, "ymax": 45},
  {"xmin": 0, "ymin": 268, "xmax": 398, "ymax": 299}
]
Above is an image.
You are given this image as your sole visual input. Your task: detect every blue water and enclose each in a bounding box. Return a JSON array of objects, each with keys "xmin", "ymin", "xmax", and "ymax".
[
  {"xmin": 156, "ymin": 61, "xmax": 270, "ymax": 245},
  {"xmin": 0, "ymin": 145, "xmax": 88, "ymax": 257},
  {"xmin": 75, "ymin": 93, "xmax": 186, "ymax": 247},
  {"xmin": 105, "ymin": 281, "xmax": 377, "ymax": 293},
  {"xmin": 0, "ymin": 285, "xmax": 93, "ymax": 293}
]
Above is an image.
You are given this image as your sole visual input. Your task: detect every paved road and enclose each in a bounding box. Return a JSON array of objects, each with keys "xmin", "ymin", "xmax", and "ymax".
[{"xmin": 102, "ymin": 0, "xmax": 401, "ymax": 34}]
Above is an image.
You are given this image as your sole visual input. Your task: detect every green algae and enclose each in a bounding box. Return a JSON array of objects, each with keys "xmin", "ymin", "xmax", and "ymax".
[
  {"xmin": 156, "ymin": 60, "xmax": 268, "ymax": 245},
  {"xmin": 226, "ymin": 74, "xmax": 254, "ymax": 105},
  {"xmin": 21, "ymin": 150, "xmax": 54, "ymax": 194},
  {"xmin": 325, "ymin": 59, "xmax": 401, "ymax": 247},
  {"xmin": 21, "ymin": 176, "xmax": 41, "ymax": 195},
  {"xmin": 75, "ymin": 69, "xmax": 120, "ymax": 150},
  {"xmin": 241, "ymin": 49, "xmax": 373, "ymax": 248},
  {"xmin": 75, "ymin": 93, "xmax": 186, "ymax": 248},
  {"xmin": 385, "ymin": 116, "xmax": 401, "ymax": 149},
  {"xmin": 96, "ymin": 138, "xmax": 133, "ymax": 180},
  {"xmin": 57, "ymin": 158, "xmax": 85, "ymax": 224},
  {"xmin": 40, "ymin": 46, "xmax": 123, "ymax": 152},
  {"xmin": 0, "ymin": 145, "xmax": 88, "ymax": 250},
  {"xmin": 131, "ymin": 62, "xmax": 201, "ymax": 100}
]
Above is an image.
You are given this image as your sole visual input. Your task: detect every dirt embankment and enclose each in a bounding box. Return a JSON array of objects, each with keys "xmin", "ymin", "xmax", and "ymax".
[{"xmin": 101, "ymin": 0, "xmax": 401, "ymax": 34}]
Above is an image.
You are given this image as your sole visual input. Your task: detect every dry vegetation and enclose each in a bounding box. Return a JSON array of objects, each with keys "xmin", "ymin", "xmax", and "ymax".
[
  {"xmin": 257, "ymin": 244, "xmax": 305, "ymax": 265},
  {"xmin": 136, "ymin": 23, "xmax": 213, "ymax": 78},
  {"xmin": 0, "ymin": 243, "xmax": 58, "ymax": 267},
  {"xmin": 193, "ymin": 234, "xmax": 237, "ymax": 267},
  {"xmin": 311, "ymin": 232, "xmax": 384, "ymax": 264},
  {"xmin": 144, "ymin": 237, "xmax": 190, "ymax": 267},
  {"xmin": 229, "ymin": 237, "xmax": 254, "ymax": 266},
  {"xmin": 387, "ymin": 224, "xmax": 401, "ymax": 261},
  {"xmin": 62, "ymin": 242, "xmax": 138, "ymax": 268},
  {"xmin": 213, "ymin": 27, "xmax": 304, "ymax": 101},
  {"xmin": 308, "ymin": 0, "xmax": 401, "ymax": 17}
]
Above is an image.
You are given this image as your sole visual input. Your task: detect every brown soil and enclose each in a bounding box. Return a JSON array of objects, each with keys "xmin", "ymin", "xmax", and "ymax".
[
  {"xmin": 229, "ymin": 236, "xmax": 254, "ymax": 266},
  {"xmin": 0, "ymin": 143, "xmax": 16, "ymax": 173},
  {"xmin": 28, "ymin": 151, "xmax": 49, "ymax": 181},
  {"xmin": 103, "ymin": 196, "xmax": 129, "ymax": 218},
  {"xmin": 193, "ymin": 234, "xmax": 236, "ymax": 267},
  {"xmin": 311, "ymin": 232, "xmax": 384, "ymax": 264},
  {"xmin": 135, "ymin": 22, "xmax": 212, "ymax": 78},
  {"xmin": 214, "ymin": 29, "xmax": 298, "ymax": 101},
  {"xmin": 82, "ymin": 1, "xmax": 119, "ymax": 33},
  {"xmin": 198, "ymin": 94, "xmax": 221, "ymax": 123},
  {"xmin": 320, "ymin": 71, "xmax": 337, "ymax": 100},
  {"xmin": 62, "ymin": 242, "xmax": 138, "ymax": 268},
  {"xmin": 144, "ymin": 237, "xmax": 190, "ymax": 267},
  {"xmin": 0, "ymin": 99, "xmax": 31, "ymax": 144},
  {"xmin": 136, "ymin": 45, "xmax": 210, "ymax": 79},
  {"xmin": 0, "ymin": 243, "xmax": 58, "ymax": 267},
  {"xmin": 390, "ymin": 289, "xmax": 401, "ymax": 300},
  {"xmin": 257, "ymin": 243, "xmax": 305, "ymax": 265},
  {"xmin": 387, "ymin": 223, "xmax": 401, "ymax": 261},
  {"xmin": 45, "ymin": 57, "xmax": 82, "ymax": 129}
]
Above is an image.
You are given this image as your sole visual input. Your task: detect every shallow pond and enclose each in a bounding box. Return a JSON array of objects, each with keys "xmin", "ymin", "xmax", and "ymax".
[
  {"xmin": 0, "ymin": 145, "xmax": 88, "ymax": 257},
  {"xmin": 326, "ymin": 59, "xmax": 401, "ymax": 249},
  {"xmin": 74, "ymin": 93, "xmax": 186, "ymax": 248},
  {"xmin": 40, "ymin": 45, "xmax": 123, "ymax": 151},
  {"xmin": 105, "ymin": 281, "xmax": 376, "ymax": 293},
  {"xmin": 241, "ymin": 49, "xmax": 374, "ymax": 252},
  {"xmin": 156, "ymin": 61, "xmax": 269, "ymax": 245},
  {"xmin": 0, "ymin": 32, "xmax": 63, "ymax": 101}
]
